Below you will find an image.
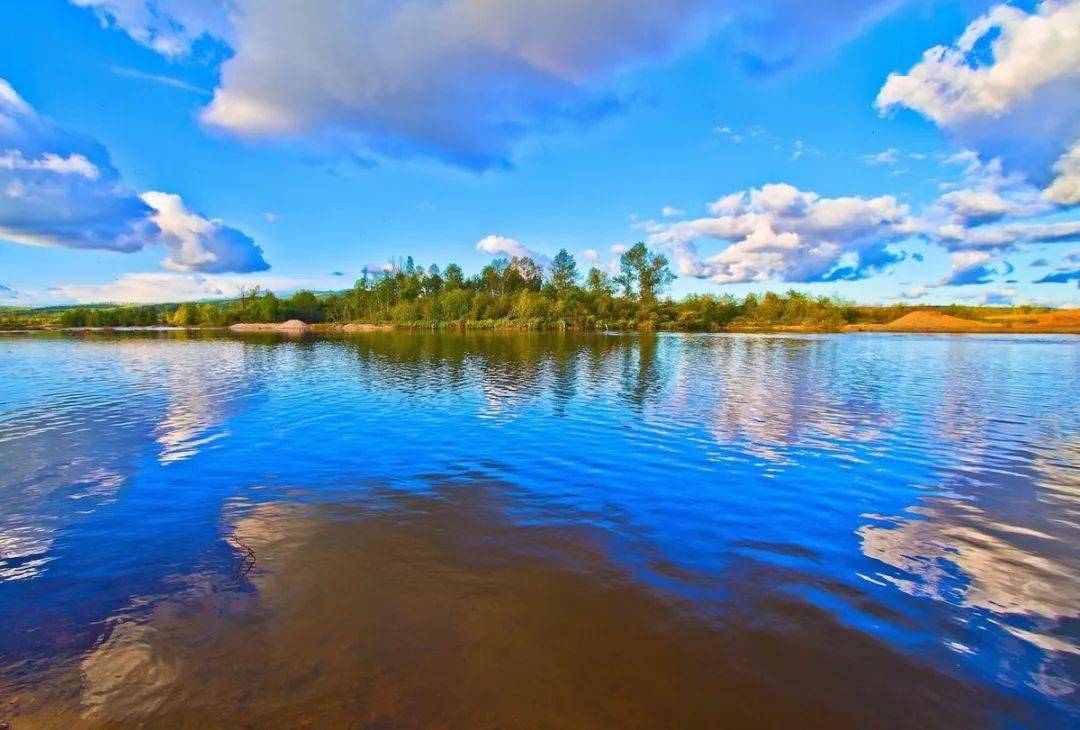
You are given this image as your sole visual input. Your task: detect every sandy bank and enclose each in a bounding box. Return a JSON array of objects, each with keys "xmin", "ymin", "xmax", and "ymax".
[
  {"xmin": 229, "ymin": 320, "xmax": 310, "ymax": 333},
  {"xmin": 845, "ymin": 310, "xmax": 1079, "ymax": 334}
]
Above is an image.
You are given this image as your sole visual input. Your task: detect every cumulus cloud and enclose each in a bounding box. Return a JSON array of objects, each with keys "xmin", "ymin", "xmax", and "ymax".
[
  {"xmin": 935, "ymin": 189, "xmax": 1014, "ymax": 227},
  {"xmin": 661, "ymin": 206, "xmax": 685, "ymax": 218},
  {"xmin": 931, "ymin": 220, "xmax": 1080, "ymax": 252},
  {"xmin": 581, "ymin": 249, "xmax": 601, "ymax": 263},
  {"xmin": 75, "ymin": 0, "xmax": 909, "ymax": 168},
  {"xmin": 142, "ymin": 192, "xmax": 268, "ymax": 273},
  {"xmin": 647, "ymin": 183, "xmax": 915, "ymax": 283},
  {"xmin": 1044, "ymin": 141, "xmax": 1080, "ymax": 205},
  {"xmin": 877, "ymin": 0, "xmax": 1080, "ymax": 204},
  {"xmin": 0, "ymin": 78, "xmax": 157, "ymax": 252},
  {"xmin": 0, "ymin": 149, "xmax": 100, "ymax": 179},
  {"xmin": 934, "ymin": 152, "xmax": 1049, "ymax": 223},
  {"xmin": 198, "ymin": 0, "xmax": 727, "ymax": 169},
  {"xmin": 937, "ymin": 250, "xmax": 1001, "ymax": 286},
  {"xmin": 913, "ymin": 148, "xmax": 1080, "ymax": 256},
  {"xmin": 0, "ymin": 77, "xmax": 265, "ymax": 273},
  {"xmin": 475, "ymin": 235, "xmax": 545, "ymax": 262}
]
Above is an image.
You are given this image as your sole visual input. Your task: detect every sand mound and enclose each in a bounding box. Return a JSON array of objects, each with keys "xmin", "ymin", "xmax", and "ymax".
[
  {"xmin": 229, "ymin": 320, "xmax": 310, "ymax": 332},
  {"xmin": 879, "ymin": 311, "xmax": 996, "ymax": 331},
  {"xmin": 846, "ymin": 308, "xmax": 1080, "ymax": 334}
]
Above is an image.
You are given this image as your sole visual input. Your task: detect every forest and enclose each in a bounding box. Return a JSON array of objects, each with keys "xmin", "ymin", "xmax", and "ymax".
[{"xmin": 1, "ymin": 243, "xmax": 1050, "ymax": 332}]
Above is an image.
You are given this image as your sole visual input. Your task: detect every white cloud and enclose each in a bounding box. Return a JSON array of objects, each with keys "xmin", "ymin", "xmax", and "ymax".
[
  {"xmin": 931, "ymin": 152, "xmax": 1050, "ymax": 227},
  {"xmin": 72, "ymin": 0, "xmax": 234, "ymax": 57},
  {"xmin": 931, "ymin": 220, "xmax": 1080, "ymax": 252},
  {"xmin": 789, "ymin": 139, "xmax": 819, "ymax": 161},
  {"xmin": 648, "ymin": 183, "xmax": 914, "ymax": 283},
  {"xmin": 897, "ymin": 284, "xmax": 927, "ymax": 299},
  {"xmin": 935, "ymin": 250, "xmax": 1018, "ymax": 287},
  {"xmin": 51, "ymin": 272, "xmax": 332, "ymax": 305},
  {"xmin": 661, "ymin": 206, "xmax": 685, "ymax": 218},
  {"xmin": 609, "ymin": 243, "xmax": 629, "ymax": 255},
  {"xmin": 198, "ymin": 0, "xmax": 726, "ymax": 168},
  {"xmin": 713, "ymin": 125, "xmax": 744, "ymax": 143},
  {"xmin": 581, "ymin": 248, "xmax": 601, "ymax": 263},
  {"xmin": 142, "ymin": 192, "xmax": 268, "ymax": 273},
  {"xmin": 475, "ymin": 235, "xmax": 543, "ymax": 262},
  {"xmin": 0, "ymin": 78, "xmax": 156, "ymax": 252},
  {"xmin": 877, "ymin": 0, "xmax": 1080, "ymax": 204},
  {"xmin": 936, "ymin": 189, "xmax": 1014, "ymax": 226},
  {"xmin": 0, "ymin": 150, "xmax": 99, "ymax": 179},
  {"xmin": 110, "ymin": 66, "xmax": 211, "ymax": 95},
  {"xmin": 948, "ymin": 250, "xmax": 992, "ymax": 276},
  {"xmin": 0, "ymin": 77, "xmax": 266, "ymax": 273},
  {"xmin": 917, "ymin": 149, "xmax": 1080, "ymax": 252},
  {"xmin": 75, "ymin": 0, "xmax": 908, "ymax": 168},
  {"xmin": 861, "ymin": 148, "xmax": 901, "ymax": 166},
  {"xmin": 1045, "ymin": 141, "xmax": 1080, "ymax": 205},
  {"xmin": 708, "ymin": 192, "xmax": 746, "ymax": 216}
]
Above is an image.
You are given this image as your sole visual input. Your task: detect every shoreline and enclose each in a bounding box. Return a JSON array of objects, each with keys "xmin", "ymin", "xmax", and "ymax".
[
  {"xmin": 4, "ymin": 309, "xmax": 1078, "ymax": 336},
  {"xmin": 4, "ymin": 322, "xmax": 1077, "ymax": 336}
]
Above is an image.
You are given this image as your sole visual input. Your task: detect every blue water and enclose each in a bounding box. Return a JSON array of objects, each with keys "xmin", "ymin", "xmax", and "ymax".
[{"xmin": 0, "ymin": 331, "xmax": 1077, "ymax": 726}]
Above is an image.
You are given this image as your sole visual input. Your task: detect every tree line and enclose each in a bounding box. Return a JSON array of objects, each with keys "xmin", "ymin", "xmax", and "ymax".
[{"xmin": 16, "ymin": 242, "xmax": 1046, "ymax": 331}]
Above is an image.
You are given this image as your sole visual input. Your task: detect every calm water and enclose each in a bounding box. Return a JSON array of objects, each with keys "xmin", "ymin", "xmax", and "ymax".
[{"xmin": 0, "ymin": 330, "xmax": 1077, "ymax": 727}]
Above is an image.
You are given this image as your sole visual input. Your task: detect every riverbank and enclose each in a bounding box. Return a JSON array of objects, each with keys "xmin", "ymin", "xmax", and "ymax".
[
  {"xmin": 230, "ymin": 309, "xmax": 1080, "ymax": 334},
  {"xmin": 844, "ymin": 309, "xmax": 1080, "ymax": 334},
  {"xmin": 6, "ymin": 309, "xmax": 1078, "ymax": 335},
  {"xmin": 228, "ymin": 321, "xmax": 397, "ymax": 333}
]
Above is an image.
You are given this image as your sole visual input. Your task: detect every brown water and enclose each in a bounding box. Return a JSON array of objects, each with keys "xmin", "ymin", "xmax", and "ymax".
[{"xmin": 0, "ymin": 331, "xmax": 1077, "ymax": 727}]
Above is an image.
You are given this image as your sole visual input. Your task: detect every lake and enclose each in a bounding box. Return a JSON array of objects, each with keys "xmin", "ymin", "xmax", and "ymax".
[{"xmin": 0, "ymin": 330, "xmax": 1077, "ymax": 727}]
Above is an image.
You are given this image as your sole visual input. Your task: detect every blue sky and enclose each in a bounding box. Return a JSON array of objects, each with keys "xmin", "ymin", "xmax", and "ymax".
[{"xmin": 0, "ymin": 0, "xmax": 1077, "ymax": 306}]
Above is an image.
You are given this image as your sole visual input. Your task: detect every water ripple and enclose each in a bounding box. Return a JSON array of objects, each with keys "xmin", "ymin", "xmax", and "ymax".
[{"xmin": 0, "ymin": 330, "xmax": 1076, "ymax": 725}]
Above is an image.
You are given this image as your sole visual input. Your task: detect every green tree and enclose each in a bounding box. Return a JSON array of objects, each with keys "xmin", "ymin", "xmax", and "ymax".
[
  {"xmin": 585, "ymin": 267, "xmax": 613, "ymax": 297},
  {"xmin": 505, "ymin": 257, "xmax": 543, "ymax": 293},
  {"xmin": 171, "ymin": 303, "xmax": 198, "ymax": 326},
  {"xmin": 444, "ymin": 263, "xmax": 464, "ymax": 289},
  {"xmin": 285, "ymin": 290, "xmax": 322, "ymax": 322},
  {"xmin": 424, "ymin": 264, "xmax": 444, "ymax": 296},
  {"xmin": 480, "ymin": 258, "xmax": 507, "ymax": 295},
  {"xmin": 256, "ymin": 292, "xmax": 280, "ymax": 322},
  {"xmin": 619, "ymin": 242, "xmax": 675, "ymax": 302},
  {"xmin": 550, "ymin": 249, "xmax": 578, "ymax": 294}
]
